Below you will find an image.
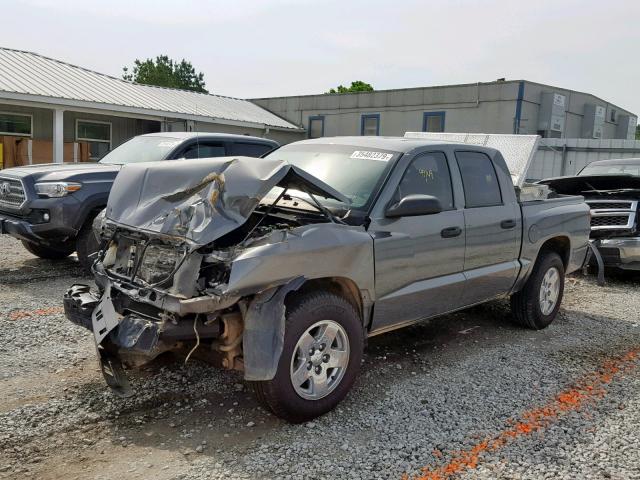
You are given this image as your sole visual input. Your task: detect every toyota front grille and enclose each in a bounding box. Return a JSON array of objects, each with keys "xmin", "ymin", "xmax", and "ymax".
[{"xmin": 0, "ymin": 177, "xmax": 26, "ymax": 209}]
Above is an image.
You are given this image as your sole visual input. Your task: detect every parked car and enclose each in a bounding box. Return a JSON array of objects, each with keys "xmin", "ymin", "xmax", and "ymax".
[
  {"xmin": 64, "ymin": 137, "xmax": 590, "ymax": 422},
  {"xmin": 0, "ymin": 132, "xmax": 278, "ymax": 269},
  {"xmin": 540, "ymin": 157, "xmax": 640, "ymax": 272}
]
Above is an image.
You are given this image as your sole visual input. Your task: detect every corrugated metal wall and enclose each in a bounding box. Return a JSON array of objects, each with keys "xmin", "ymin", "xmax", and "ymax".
[{"xmin": 528, "ymin": 138, "xmax": 640, "ymax": 180}]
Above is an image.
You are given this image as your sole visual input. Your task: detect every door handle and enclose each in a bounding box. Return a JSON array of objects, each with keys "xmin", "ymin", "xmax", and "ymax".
[
  {"xmin": 501, "ymin": 219, "xmax": 516, "ymax": 229},
  {"xmin": 441, "ymin": 226, "xmax": 462, "ymax": 238}
]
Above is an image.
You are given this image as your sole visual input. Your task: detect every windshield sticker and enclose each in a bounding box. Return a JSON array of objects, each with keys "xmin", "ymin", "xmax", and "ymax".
[
  {"xmin": 350, "ymin": 150, "xmax": 393, "ymax": 161},
  {"xmin": 158, "ymin": 141, "xmax": 181, "ymax": 148}
]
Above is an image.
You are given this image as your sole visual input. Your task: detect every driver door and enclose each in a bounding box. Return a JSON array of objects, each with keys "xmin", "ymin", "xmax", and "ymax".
[{"xmin": 369, "ymin": 151, "xmax": 465, "ymax": 334}]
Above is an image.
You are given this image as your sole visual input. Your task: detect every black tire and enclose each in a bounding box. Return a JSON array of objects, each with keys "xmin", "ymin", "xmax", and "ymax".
[
  {"xmin": 251, "ymin": 291, "xmax": 364, "ymax": 423},
  {"xmin": 511, "ymin": 251, "xmax": 565, "ymax": 330},
  {"xmin": 76, "ymin": 217, "xmax": 101, "ymax": 272},
  {"xmin": 21, "ymin": 240, "xmax": 74, "ymax": 260}
]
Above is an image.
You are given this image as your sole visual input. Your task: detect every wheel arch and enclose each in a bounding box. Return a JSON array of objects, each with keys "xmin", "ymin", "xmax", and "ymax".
[
  {"xmin": 539, "ymin": 235, "xmax": 571, "ymax": 270},
  {"xmin": 287, "ymin": 276, "xmax": 368, "ymax": 326},
  {"xmin": 74, "ymin": 196, "xmax": 107, "ymax": 231},
  {"xmin": 242, "ymin": 275, "xmax": 368, "ymax": 382},
  {"xmin": 513, "ymin": 235, "xmax": 571, "ymax": 294}
]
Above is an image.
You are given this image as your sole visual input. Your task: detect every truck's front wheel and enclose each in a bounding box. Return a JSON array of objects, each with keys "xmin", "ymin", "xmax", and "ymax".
[
  {"xmin": 251, "ymin": 291, "xmax": 363, "ymax": 423},
  {"xmin": 511, "ymin": 251, "xmax": 565, "ymax": 329},
  {"xmin": 21, "ymin": 240, "xmax": 74, "ymax": 260}
]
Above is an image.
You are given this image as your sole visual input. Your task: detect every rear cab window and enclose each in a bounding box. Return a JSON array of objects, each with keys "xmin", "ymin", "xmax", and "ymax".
[{"xmin": 455, "ymin": 151, "xmax": 503, "ymax": 208}]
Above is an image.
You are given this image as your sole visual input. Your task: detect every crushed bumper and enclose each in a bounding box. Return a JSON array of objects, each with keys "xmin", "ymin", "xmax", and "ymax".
[
  {"xmin": 64, "ymin": 284, "xmax": 137, "ymax": 397},
  {"xmin": 65, "ymin": 284, "xmax": 164, "ymax": 353},
  {"xmin": 63, "ymin": 284, "xmax": 99, "ymax": 330},
  {"xmin": 65, "ymin": 282, "xmax": 224, "ymax": 352},
  {"xmin": 64, "ymin": 282, "xmax": 223, "ymax": 395}
]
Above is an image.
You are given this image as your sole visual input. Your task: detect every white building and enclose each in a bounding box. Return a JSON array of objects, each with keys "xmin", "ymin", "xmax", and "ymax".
[{"xmin": 253, "ymin": 80, "xmax": 637, "ymax": 141}]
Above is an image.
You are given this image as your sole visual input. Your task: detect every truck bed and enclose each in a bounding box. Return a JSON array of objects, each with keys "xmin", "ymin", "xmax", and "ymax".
[{"xmin": 513, "ymin": 194, "xmax": 591, "ymax": 291}]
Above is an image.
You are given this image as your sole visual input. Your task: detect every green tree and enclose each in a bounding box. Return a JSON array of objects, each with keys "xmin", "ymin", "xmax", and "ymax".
[
  {"xmin": 122, "ymin": 55, "xmax": 208, "ymax": 93},
  {"xmin": 327, "ymin": 80, "xmax": 374, "ymax": 94}
]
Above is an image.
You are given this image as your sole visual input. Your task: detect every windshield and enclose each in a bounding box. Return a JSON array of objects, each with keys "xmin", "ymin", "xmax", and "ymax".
[
  {"xmin": 579, "ymin": 162, "xmax": 640, "ymax": 176},
  {"xmin": 263, "ymin": 143, "xmax": 399, "ymax": 210},
  {"xmin": 99, "ymin": 136, "xmax": 181, "ymax": 165}
]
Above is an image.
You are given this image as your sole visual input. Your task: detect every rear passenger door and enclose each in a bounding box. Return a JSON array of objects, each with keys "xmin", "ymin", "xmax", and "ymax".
[
  {"xmin": 369, "ymin": 151, "xmax": 466, "ymax": 332},
  {"xmin": 454, "ymin": 151, "xmax": 520, "ymax": 305}
]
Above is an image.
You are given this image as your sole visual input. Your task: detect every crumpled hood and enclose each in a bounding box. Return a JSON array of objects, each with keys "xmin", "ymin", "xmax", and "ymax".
[
  {"xmin": 539, "ymin": 174, "xmax": 640, "ymax": 195},
  {"xmin": 105, "ymin": 156, "xmax": 350, "ymax": 246}
]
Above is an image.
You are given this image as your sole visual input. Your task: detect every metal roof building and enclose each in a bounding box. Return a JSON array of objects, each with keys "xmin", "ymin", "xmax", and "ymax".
[{"xmin": 0, "ymin": 47, "xmax": 301, "ymax": 166}]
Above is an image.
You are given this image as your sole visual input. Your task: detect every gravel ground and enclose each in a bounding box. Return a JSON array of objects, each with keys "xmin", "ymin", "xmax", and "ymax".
[{"xmin": 1, "ymin": 234, "xmax": 639, "ymax": 480}]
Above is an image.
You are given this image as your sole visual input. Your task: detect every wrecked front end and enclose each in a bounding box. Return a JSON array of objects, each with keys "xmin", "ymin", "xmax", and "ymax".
[
  {"xmin": 64, "ymin": 156, "xmax": 374, "ymax": 396},
  {"xmin": 540, "ymin": 175, "xmax": 640, "ymax": 271}
]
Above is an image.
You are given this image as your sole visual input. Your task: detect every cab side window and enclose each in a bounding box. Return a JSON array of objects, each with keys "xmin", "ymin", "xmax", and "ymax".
[
  {"xmin": 181, "ymin": 142, "xmax": 226, "ymax": 159},
  {"xmin": 394, "ymin": 152, "xmax": 454, "ymax": 210},
  {"xmin": 455, "ymin": 151, "xmax": 502, "ymax": 208}
]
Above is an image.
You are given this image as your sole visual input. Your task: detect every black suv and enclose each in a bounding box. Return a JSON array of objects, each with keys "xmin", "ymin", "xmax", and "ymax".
[{"xmin": 0, "ymin": 132, "xmax": 278, "ymax": 269}]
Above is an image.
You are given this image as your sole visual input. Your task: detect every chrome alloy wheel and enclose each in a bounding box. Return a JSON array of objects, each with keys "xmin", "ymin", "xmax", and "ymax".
[
  {"xmin": 290, "ymin": 320, "xmax": 350, "ymax": 400},
  {"xmin": 539, "ymin": 266, "xmax": 561, "ymax": 316}
]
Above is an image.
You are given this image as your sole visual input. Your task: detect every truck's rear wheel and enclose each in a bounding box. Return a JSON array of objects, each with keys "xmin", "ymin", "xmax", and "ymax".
[
  {"xmin": 21, "ymin": 240, "xmax": 74, "ymax": 260},
  {"xmin": 251, "ymin": 291, "xmax": 363, "ymax": 423},
  {"xmin": 510, "ymin": 251, "xmax": 565, "ymax": 329}
]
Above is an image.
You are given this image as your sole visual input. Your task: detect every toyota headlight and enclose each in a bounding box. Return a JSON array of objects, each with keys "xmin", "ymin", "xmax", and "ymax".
[{"xmin": 35, "ymin": 182, "xmax": 82, "ymax": 198}]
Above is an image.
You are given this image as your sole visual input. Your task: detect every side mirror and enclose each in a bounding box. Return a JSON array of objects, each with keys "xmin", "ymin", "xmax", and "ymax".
[{"xmin": 385, "ymin": 194, "xmax": 443, "ymax": 218}]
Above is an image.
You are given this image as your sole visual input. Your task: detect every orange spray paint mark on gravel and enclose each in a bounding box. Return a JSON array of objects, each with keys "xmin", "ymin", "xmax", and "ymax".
[
  {"xmin": 404, "ymin": 350, "xmax": 639, "ymax": 480},
  {"xmin": 7, "ymin": 306, "xmax": 64, "ymax": 321}
]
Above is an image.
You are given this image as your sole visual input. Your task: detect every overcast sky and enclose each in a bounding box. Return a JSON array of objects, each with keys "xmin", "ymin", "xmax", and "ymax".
[{"xmin": 2, "ymin": 0, "xmax": 638, "ymax": 114}]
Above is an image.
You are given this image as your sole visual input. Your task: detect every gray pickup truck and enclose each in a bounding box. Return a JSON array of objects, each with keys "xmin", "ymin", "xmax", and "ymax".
[
  {"xmin": 64, "ymin": 137, "xmax": 590, "ymax": 422},
  {"xmin": 0, "ymin": 132, "xmax": 278, "ymax": 269}
]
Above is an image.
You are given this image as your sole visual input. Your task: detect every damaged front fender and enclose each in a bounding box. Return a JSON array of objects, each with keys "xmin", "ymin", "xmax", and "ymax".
[{"xmin": 242, "ymin": 277, "xmax": 306, "ymax": 381}]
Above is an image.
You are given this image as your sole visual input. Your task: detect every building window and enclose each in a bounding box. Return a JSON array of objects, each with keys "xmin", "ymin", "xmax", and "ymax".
[
  {"xmin": 0, "ymin": 112, "xmax": 32, "ymax": 136},
  {"xmin": 76, "ymin": 120, "xmax": 111, "ymax": 160},
  {"xmin": 308, "ymin": 116, "xmax": 325, "ymax": 139},
  {"xmin": 361, "ymin": 114, "xmax": 380, "ymax": 136},
  {"xmin": 610, "ymin": 109, "xmax": 617, "ymax": 123},
  {"xmin": 423, "ymin": 112, "xmax": 446, "ymax": 133}
]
